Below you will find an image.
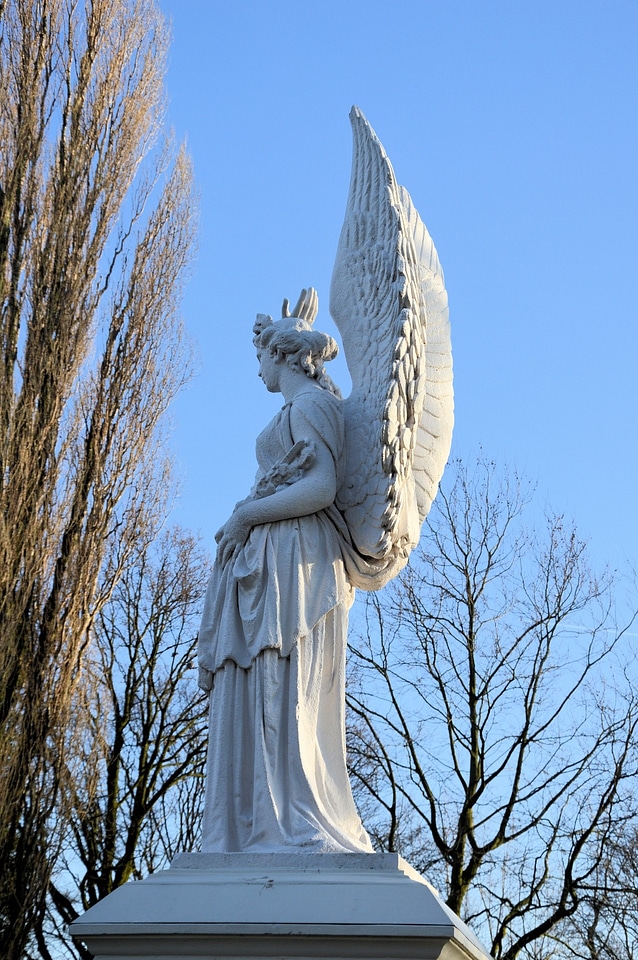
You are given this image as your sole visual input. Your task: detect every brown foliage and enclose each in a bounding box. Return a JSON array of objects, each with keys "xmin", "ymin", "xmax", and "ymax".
[{"xmin": 0, "ymin": 0, "xmax": 196, "ymax": 954}]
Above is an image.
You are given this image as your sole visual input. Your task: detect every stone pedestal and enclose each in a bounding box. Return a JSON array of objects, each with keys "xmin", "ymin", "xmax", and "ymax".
[{"xmin": 71, "ymin": 852, "xmax": 491, "ymax": 960}]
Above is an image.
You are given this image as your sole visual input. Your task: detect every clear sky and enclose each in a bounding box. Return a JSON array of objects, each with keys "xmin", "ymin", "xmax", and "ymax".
[{"xmin": 158, "ymin": 0, "xmax": 638, "ymax": 580}]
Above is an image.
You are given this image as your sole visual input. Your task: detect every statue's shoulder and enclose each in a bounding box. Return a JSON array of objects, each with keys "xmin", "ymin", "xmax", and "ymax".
[
  {"xmin": 291, "ymin": 388, "xmax": 344, "ymax": 450},
  {"xmin": 292, "ymin": 387, "xmax": 342, "ymax": 420}
]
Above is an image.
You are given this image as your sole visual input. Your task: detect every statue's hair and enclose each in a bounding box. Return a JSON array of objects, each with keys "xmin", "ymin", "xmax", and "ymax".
[{"xmin": 253, "ymin": 317, "xmax": 342, "ymax": 398}]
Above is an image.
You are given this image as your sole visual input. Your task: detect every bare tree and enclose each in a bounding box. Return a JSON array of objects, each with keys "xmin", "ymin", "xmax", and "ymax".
[
  {"xmin": 0, "ymin": 1, "xmax": 196, "ymax": 954},
  {"xmin": 557, "ymin": 823, "xmax": 638, "ymax": 960},
  {"xmin": 347, "ymin": 458, "xmax": 638, "ymax": 960},
  {"xmin": 35, "ymin": 527, "xmax": 210, "ymax": 960}
]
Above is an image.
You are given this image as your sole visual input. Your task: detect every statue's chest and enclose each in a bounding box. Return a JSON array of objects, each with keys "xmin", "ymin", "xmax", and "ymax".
[{"xmin": 255, "ymin": 404, "xmax": 292, "ymax": 471}]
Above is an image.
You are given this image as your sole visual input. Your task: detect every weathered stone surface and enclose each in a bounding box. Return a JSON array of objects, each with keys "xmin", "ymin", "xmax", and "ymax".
[{"xmin": 71, "ymin": 853, "xmax": 490, "ymax": 960}]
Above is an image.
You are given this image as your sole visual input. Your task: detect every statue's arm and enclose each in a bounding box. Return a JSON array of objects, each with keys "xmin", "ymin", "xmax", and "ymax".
[{"xmin": 215, "ymin": 407, "xmax": 336, "ymax": 567}]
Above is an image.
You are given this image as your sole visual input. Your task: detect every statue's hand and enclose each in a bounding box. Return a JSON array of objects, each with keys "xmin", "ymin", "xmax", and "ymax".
[{"xmin": 215, "ymin": 507, "xmax": 252, "ymax": 567}]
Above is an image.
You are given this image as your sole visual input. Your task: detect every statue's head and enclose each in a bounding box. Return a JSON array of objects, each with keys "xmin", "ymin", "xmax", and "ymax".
[{"xmin": 253, "ymin": 289, "xmax": 341, "ymax": 397}]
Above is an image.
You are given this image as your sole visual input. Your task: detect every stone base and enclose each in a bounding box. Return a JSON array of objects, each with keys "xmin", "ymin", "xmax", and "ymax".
[{"xmin": 71, "ymin": 852, "xmax": 491, "ymax": 959}]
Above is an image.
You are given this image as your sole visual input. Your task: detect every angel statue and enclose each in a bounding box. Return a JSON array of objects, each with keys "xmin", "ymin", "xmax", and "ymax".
[{"xmin": 197, "ymin": 107, "xmax": 453, "ymax": 853}]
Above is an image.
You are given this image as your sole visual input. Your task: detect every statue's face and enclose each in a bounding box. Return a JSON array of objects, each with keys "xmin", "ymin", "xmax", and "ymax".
[{"xmin": 257, "ymin": 348, "xmax": 280, "ymax": 393}]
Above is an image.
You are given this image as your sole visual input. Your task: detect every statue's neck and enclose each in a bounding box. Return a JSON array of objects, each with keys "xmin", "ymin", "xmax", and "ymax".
[{"xmin": 278, "ymin": 366, "xmax": 321, "ymax": 403}]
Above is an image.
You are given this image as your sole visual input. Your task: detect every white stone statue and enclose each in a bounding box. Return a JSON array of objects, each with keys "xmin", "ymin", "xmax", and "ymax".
[{"xmin": 197, "ymin": 107, "xmax": 453, "ymax": 853}]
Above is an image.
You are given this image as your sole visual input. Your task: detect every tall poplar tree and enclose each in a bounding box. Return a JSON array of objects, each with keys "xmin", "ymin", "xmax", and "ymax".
[{"xmin": 0, "ymin": 1, "xmax": 196, "ymax": 954}]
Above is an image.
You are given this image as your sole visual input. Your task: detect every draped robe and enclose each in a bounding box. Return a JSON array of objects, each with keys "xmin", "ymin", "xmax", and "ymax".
[{"xmin": 198, "ymin": 390, "xmax": 376, "ymax": 852}]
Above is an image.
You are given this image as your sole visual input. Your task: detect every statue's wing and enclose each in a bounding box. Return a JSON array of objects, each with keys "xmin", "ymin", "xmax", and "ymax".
[{"xmin": 330, "ymin": 107, "xmax": 453, "ymax": 569}]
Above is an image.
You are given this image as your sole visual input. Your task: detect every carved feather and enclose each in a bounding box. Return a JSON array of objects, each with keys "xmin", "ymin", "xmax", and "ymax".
[{"xmin": 330, "ymin": 107, "xmax": 453, "ymax": 574}]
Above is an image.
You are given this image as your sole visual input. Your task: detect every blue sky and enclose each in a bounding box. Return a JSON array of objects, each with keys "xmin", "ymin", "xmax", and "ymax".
[{"xmin": 159, "ymin": 0, "xmax": 638, "ymax": 579}]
